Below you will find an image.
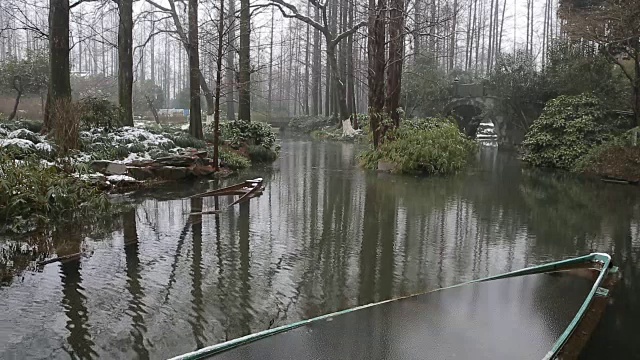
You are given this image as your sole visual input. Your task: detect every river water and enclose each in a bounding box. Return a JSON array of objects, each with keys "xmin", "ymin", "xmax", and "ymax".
[{"xmin": 1, "ymin": 134, "xmax": 639, "ymax": 359}]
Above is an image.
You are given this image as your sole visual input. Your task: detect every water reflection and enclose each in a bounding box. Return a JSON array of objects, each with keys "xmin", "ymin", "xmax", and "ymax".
[
  {"xmin": 57, "ymin": 230, "xmax": 96, "ymax": 359},
  {"xmin": 123, "ymin": 209, "xmax": 149, "ymax": 358},
  {"xmin": 189, "ymin": 198, "xmax": 207, "ymax": 349},
  {"xmin": 0, "ymin": 137, "xmax": 638, "ymax": 359}
]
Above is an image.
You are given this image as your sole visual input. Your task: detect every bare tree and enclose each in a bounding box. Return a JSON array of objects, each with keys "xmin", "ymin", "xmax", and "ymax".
[
  {"xmin": 146, "ymin": 0, "xmax": 215, "ymax": 115},
  {"xmin": 237, "ymin": 0, "xmax": 251, "ymax": 121},
  {"xmin": 268, "ymin": 0, "xmax": 366, "ymax": 134},
  {"xmin": 117, "ymin": 0, "xmax": 134, "ymax": 126},
  {"xmin": 225, "ymin": 0, "xmax": 236, "ymax": 120},
  {"xmin": 45, "ymin": 0, "xmax": 72, "ymax": 131},
  {"xmin": 386, "ymin": 0, "xmax": 404, "ymax": 127},
  {"xmin": 560, "ymin": 0, "xmax": 640, "ymax": 126},
  {"xmin": 368, "ymin": 0, "xmax": 386, "ymax": 148},
  {"xmin": 188, "ymin": 0, "xmax": 203, "ymax": 138}
]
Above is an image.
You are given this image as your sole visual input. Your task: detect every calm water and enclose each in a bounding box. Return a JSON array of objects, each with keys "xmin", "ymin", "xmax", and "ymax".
[{"xmin": 1, "ymin": 135, "xmax": 639, "ymax": 359}]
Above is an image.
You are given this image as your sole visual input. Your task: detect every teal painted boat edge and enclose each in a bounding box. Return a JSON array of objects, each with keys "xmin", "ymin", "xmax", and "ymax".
[
  {"xmin": 168, "ymin": 253, "xmax": 611, "ymax": 360},
  {"xmin": 543, "ymin": 253, "xmax": 611, "ymax": 360}
]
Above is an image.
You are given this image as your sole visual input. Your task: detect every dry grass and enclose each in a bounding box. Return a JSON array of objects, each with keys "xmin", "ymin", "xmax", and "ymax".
[{"xmin": 50, "ymin": 99, "xmax": 80, "ymax": 154}]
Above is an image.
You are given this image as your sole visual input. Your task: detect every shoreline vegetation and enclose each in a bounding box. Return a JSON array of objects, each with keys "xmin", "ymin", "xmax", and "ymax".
[{"xmin": 0, "ymin": 116, "xmax": 279, "ymax": 234}]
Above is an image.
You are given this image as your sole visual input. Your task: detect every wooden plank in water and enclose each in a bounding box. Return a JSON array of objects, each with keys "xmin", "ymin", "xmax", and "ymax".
[
  {"xmin": 191, "ymin": 179, "xmax": 264, "ymax": 199},
  {"xmin": 228, "ymin": 185, "xmax": 265, "ymax": 207}
]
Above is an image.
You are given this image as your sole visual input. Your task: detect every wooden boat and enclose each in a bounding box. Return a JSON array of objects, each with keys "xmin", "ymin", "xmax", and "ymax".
[{"xmin": 170, "ymin": 253, "xmax": 618, "ymax": 360}]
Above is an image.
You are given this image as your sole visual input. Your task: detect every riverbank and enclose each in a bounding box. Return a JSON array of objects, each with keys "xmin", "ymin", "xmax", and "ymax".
[
  {"xmin": 0, "ymin": 119, "xmax": 279, "ymax": 233},
  {"xmin": 287, "ymin": 115, "xmax": 366, "ymax": 142}
]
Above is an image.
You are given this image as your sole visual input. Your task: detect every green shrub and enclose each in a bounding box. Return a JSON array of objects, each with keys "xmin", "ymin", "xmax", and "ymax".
[
  {"xmin": 359, "ymin": 117, "xmax": 477, "ymax": 175},
  {"xmin": 288, "ymin": 115, "xmax": 333, "ymax": 133},
  {"xmin": 573, "ymin": 128, "xmax": 640, "ymax": 175},
  {"xmin": 168, "ymin": 134, "xmax": 207, "ymax": 149},
  {"xmin": 217, "ymin": 120, "xmax": 278, "ymax": 149},
  {"xmin": 247, "ymin": 145, "xmax": 277, "ymax": 163},
  {"xmin": 86, "ymin": 143, "xmax": 130, "ymax": 161},
  {"xmin": 0, "ymin": 152, "xmax": 111, "ymax": 233},
  {"xmin": 78, "ymin": 97, "xmax": 121, "ymax": 130},
  {"xmin": 6, "ymin": 120, "xmax": 43, "ymax": 133},
  {"xmin": 522, "ymin": 94, "xmax": 619, "ymax": 170},
  {"xmin": 219, "ymin": 149, "xmax": 251, "ymax": 170}
]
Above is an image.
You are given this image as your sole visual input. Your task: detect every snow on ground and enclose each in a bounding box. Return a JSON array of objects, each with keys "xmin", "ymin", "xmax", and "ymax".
[
  {"xmin": 106, "ymin": 174, "xmax": 138, "ymax": 183},
  {"xmin": 0, "ymin": 138, "xmax": 36, "ymax": 150},
  {"xmin": 35, "ymin": 142, "xmax": 54, "ymax": 153}
]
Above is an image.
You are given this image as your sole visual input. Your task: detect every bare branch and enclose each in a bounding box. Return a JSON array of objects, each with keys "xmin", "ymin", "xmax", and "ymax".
[
  {"xmin": 332, "ymin": 21, "xmax": 367, "ymax": 47},
  {"xmin": 145, "ymin": 0, "xmax": 171, "ymax": 13},
  {"xmin": 267, "ymin": 0, "xmax": 328, "ymax": 36}
]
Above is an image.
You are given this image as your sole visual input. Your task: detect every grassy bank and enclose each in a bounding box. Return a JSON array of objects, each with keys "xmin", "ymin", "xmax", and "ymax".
[{"xmin": 359, "ymin": 117, "xmax": 477, "ymax": 175}]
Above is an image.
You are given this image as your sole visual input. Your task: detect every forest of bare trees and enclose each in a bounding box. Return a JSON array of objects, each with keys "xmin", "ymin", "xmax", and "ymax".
[{"xmin": 0, "ymin": 0, "xmax": 577, "ymax": 139}]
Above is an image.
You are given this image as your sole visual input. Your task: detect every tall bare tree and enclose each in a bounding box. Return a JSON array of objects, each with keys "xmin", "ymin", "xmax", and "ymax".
[
  {"xmin": 268, "ymin": 0, "xmax": 366, "ymax": 134},
  {"xmin": 369, "ymin": 0, "xmax": 387, "ymax": 148},
  {"xmin": 188, "ymin": 0, "xmax": 203, "ymax": 138},
  {"xmin": 117, "ymin": 0, "xmax": 134, "ymax": 126},
  {"xmin": 238, "ymin": 0, "xmax": 251, "ymax": 121},
  {"xmin": 560, "ymin": 0, "xmax": 640, "ymax": 126},
  {"xmin": 225, "ymin": 0, "xmax": 236, "ymax": 120},
  {"xmin": 45, "ymin": 0, "xmax": 72, "ymax": 131},
  {"xmin": 386, "ymin": 0, "xmax": 404, "ymax": 127}
]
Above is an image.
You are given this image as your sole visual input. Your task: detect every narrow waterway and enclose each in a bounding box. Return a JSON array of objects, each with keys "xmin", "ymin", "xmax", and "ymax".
[{"xmin": 1, "ymin": 134, "xmax": 639, "ymax": 359}]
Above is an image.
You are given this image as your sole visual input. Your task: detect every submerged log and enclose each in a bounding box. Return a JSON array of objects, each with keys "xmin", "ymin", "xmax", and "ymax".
[
  {"xmin": 189, "ymin": 210, "xmax": 222, "ymax": 216},
  {"xmin": 601, "ymin": 177, "xmax": 639, "ymax": 185},
  {"xmin": 37, "ymin": 252, "xmax": 82, "ymax": 266}
]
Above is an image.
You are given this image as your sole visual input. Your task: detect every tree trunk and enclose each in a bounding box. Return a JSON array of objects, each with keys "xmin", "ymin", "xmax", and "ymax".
[
  {"xmin": 268, "ymin": 10, "xmax": 274, "ymax": 121},
  {"xmin": 151, "ymin": 13, "xmax": 155, "ymax": 84},
  {"xmin": 635, "ymin": 58, "xmax": 640, "ymax": 127},
  {"xmin": 188, "ymin": 0, "xmax": 203, "ymax": 139},
  {"xmin": 485, "ymin": 0, "xmax": 498, "ymax": 73},
  {"xmin": 346, "ymin": 0, "xmax": 355, "ymax": 121},
  {"xmin": 449, "ymin": 0, "xmax": 458, "ymax": 71},
  {"xmin": 326, "ymin": 46, "xmax": 349, "ymax": 121},
  {"xmin": 8, "ymin": 76, "xmax": 23, "ymax": 121},
  {"xmin": 386, "ymin": 0, "xmax": 404, "ymax": 128},
  {"xmin": 226, "ymin": 0, "xmax": 236, "ymax": 120},
  {"xmin": 46, "ymin": 0, "xmax": 72, "ymax": 132},
  {"xmin": 118, "ymin": 0, "xmax": 134, "ymax": 126},
  {"xmin": 311, "ymin": 7, "xmax": 321, "ymax": 116},
  {"xmin": 214, "ymin": 0, "xmax": 225, "ymax": 169},
  {"xmin": 145, "ymin": 95, "xmax": 160, "ymax": 124},
  {"xmin": 238, "ymin": 0, "xmax": 251, "ymax": 121},
  {"xmin": 304, "ymin": 8, "xmax": 311, "ymax": 115},
  {"xmin": 368, "ymin": 0, "xmax": 387, "ymax": 148}
]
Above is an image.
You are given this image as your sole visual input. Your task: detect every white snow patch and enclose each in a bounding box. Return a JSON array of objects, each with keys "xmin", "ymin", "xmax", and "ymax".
[
  {"xmin": 7, "ymin": 129, "xmax": 42, "ymax": 142},
  {"xmin": 0, "ymin": 138, "xmax": 35, "ymax": 149},
  {"xmin": 114, "ymin": 152, "xmax": 152, "ymax": 164},
  {"xmin": 39, "ymin": 159, "xmax": 56, "ymax": 167},
  {"xmin": 35, "ymin": 142, "xmax": 54, "ymax": 153},
  {"xmin": 106, "ymin": 174, "xmax": 137, "ymax": 182}
]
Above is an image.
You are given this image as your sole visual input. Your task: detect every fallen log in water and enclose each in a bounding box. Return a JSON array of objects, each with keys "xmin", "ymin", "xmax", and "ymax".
[
  {"xmin": 601, "ymin": 177, "xmax": 639, "ymax": 185},
  {"xmin": 37, "ymin": 252, "xmax": 83, "ymax": 266},
  {"xmin": 189, "ymin": 210, "xmax": 223, "ymax": 216}
]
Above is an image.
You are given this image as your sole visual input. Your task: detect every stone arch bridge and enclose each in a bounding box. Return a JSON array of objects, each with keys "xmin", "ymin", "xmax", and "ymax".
[{"xmin": 444, "ymin": 83, "xmax": 526, "ymax": 147}]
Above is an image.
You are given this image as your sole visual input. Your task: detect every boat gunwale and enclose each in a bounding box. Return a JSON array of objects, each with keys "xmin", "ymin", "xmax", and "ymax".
[{"xmin": 168, "ymin": 252, "xmax": 612, "ymax": 360}]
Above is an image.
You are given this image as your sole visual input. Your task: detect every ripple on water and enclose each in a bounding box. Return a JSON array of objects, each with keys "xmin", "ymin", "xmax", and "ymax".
[{"xmin": 1, "ymin": 140, "xmax": 639, "ymax": 359}]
